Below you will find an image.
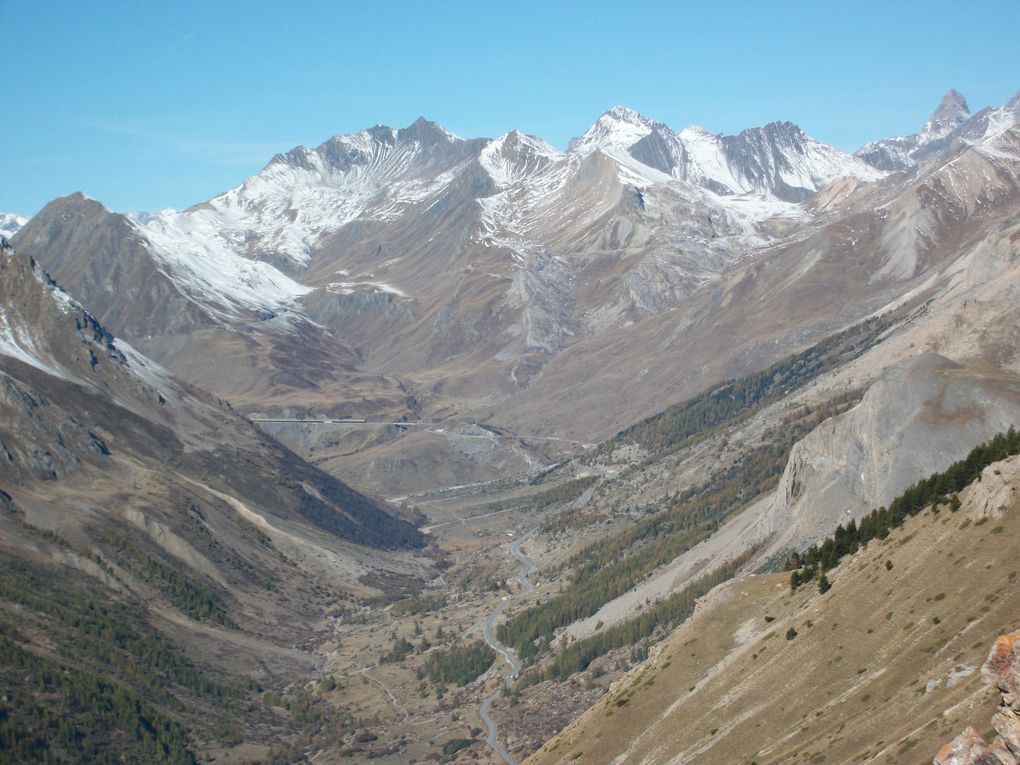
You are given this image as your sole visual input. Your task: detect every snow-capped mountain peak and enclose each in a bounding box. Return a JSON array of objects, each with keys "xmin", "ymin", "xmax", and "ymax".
[
  {"xmin": 604, "ymin": 105, "xmax": 651, "ymax": 124},
  {"xmin": 480, "ymin": 131, "xmax": 564, "ymax": 187},
  {"xmin": 130, "ymin": 116, "xmax": 483, "ymax": 282},
  {"xmin": 396, "ymin": 116, "xmax": 462, "ymax": 146},
  {"xmin": 980, "ymin": 90, "xmax": 1020, "ymax": 140},
  {"xmin": 677, "ymin": 124, "xmax": 713, "ymax": 140},
  {"xmin": 628, "ymin": 119, "xmax": 882, "ymax": 200},
  {"xmin": 921, "ymin": 89, "xmax": 971, "ymax": 140},
  {"xmin": 568, "ymin": 105, "xmax": 656, "ymax": 156},
  {"xmin": 131, "ymin": 207, "xmax": 313, "ymax": 322},
  {"xmin": 492, "ymin": 130, "xmax": 562, "ymax": 158},
  {"xmin": 37, "ymin": 106, "xmax": 894, "ymax": 346},
  {"xmin": 856, "ymin": 89, "xmax": 1020, "ymax": 172}
]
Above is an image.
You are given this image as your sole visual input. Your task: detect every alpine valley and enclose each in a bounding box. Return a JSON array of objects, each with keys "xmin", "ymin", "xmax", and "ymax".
[{"xmin": 4, "ymin": 87, "xmax": 1020, "ymax": 765}]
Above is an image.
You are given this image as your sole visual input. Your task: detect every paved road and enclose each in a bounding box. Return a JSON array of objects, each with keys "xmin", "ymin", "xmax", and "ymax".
[
  {"xmin": 252, "ymin": 417, "xmax": 596, "ymax": 448},
  {"xmin": 509, "ymin": 533, "xmax": 538, "ymax": 595},
  {"xmin": 480, "ymin": 530, "xmax": 538, "ymax": 765}
]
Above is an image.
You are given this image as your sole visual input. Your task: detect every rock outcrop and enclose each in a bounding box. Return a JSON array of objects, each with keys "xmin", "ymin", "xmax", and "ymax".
[
  {"xmin": 935, "ymin": 630, "xmax": 1020, "ymax": 765},
  {"xmin": 758, "ymin": 353, "xmax": 1020, "ymax": 553}
]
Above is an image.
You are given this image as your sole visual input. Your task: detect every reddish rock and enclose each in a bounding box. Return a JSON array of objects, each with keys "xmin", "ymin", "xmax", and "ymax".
[
  {"xmin": 983, "ymin": 631, "xmax": 1020, "ymax": 702},
  {"xmin": 935, "ymin": 630, "xmax": 1020, "ymax": 765},
  {"xmin": 935, "ymin": 727, "xmax": 1001, "ymax": 765}
]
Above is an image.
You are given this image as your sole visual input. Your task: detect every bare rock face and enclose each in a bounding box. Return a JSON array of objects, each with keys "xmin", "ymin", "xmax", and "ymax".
[
  {"xmin": 924, "ymin": 89, "xmax": 972, "ymax": 141},
  {"xmin": 986, "ymin": 632, "xmax": 1020, "ymax": 761},
  {"xmin": 934, "ymin": 727, "xmax": 1003, "ymax": 765},
  {"xmin": 985, "ymin": 631, "xmax": 1020, "ymax": 700},
  {"xmin": 968, "ymin": 460, "xmax": 1020, "ymax": 520},
  {"xmin": 935, "ymin": 630, "xmax": 1020, "ymax": 765},
  {"xmin": 758, "ymin": 353, "xmax": 1020, "ymax": 553}
]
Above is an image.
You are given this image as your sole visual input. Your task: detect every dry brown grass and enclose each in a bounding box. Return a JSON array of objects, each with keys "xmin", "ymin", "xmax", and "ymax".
[{"xmin": 528, "ymin": 459, "xmax": 1020, "ymax": 765}]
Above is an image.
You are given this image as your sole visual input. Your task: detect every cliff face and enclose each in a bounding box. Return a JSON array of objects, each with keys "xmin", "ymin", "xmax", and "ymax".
[
  {"xmin": 936, "ymin": 630, "xmax": 1020, "ymax": 765},
  {"xmin": 758, "ymin": 353, "xmax": 1020, "ymax": 553}
]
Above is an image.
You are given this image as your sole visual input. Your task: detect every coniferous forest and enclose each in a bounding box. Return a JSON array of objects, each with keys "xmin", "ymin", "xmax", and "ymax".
[{"xmin": 787, "ymin": 427, "xmax": 1020, "ymax": 590}]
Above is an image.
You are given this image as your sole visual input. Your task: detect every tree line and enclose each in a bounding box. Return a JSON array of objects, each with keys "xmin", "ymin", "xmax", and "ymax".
[
  {"xmin": 606, "ymin": 314, "xmax": 891, "ymax": 455},
  {"xmin": 539, "ymin": 547, "xmax": 759, "ymax": 681},
  {"xmin": 788, "ymin": 426, "xmax": 1020, "ymax": 591},
  {"xmin": 101, "ymin": 529, "xmax": 235, "ymax": 627},
  {"xmin": 500, "ymin": 392, "xmax": 860, "ymax": 662}
]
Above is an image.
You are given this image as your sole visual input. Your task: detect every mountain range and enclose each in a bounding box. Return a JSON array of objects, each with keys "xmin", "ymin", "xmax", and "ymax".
[
  {"xmin": 4, "ymin": 87, "xmax": 1020, "ymax": 765},
  {"xmin": 10, "ymin": 89, "xmax": 1017, "ymax": 498}
]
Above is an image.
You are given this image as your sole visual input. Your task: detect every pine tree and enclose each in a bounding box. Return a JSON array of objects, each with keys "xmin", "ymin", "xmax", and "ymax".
[{"xmin": 817, "ymin": 573, "xmax": 831, "ymax": 594}]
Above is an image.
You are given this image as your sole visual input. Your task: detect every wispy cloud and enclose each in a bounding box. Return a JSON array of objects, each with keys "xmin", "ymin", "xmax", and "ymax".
[
  {"xmin": 166, "ymin": 31, "xmax": 196, "ymax": 55},
  {"xmin": 76, "ymin": 116, "xmax": 290, "ymax": 168},
  {"xmin": 175, "ymin": 138, "xmax": 289, "ymax": 167},
  {"xmin": 9, "ymin": 155, "xmax": 73, "ymax": 167}
]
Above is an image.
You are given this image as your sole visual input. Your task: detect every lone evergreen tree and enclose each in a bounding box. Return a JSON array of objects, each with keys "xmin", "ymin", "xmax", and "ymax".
[{"xmin": 818, "ymin": 573, "xmax": 831, "ymax": 594}]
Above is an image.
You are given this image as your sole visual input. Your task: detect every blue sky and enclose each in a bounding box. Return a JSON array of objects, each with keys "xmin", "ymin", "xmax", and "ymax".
[{"xmin": 4, "ymin": 0, "xmax": 1019, "ymax": 216}]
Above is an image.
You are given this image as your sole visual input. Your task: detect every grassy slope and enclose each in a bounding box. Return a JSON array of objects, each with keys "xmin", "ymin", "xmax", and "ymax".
[{"xmin": 527, "ymin": 455, "xmax": 1020, "ymax": 765}]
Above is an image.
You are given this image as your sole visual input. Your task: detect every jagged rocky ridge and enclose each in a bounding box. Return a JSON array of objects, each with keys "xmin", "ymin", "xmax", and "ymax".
[
  {"xmin": 10, "ymin": 102, "xmax": 882, "ymax": 409},
  {"xmin": 857, "ymin": 88, "xmax": 1020, "ymax": 171},
  {"xmin": 571, "ymin": 105, "xmax": 883, "ymax": 200},
  {"xmin": 11, "ymin": 91, "xmax": 1020, "ymax": 506}
]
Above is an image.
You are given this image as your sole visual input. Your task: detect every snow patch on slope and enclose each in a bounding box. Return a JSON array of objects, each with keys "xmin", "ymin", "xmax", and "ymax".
[
  {"xmin": 479, "ymin": 131, "xmax": 563, "ymax": 188},
  {"xmin": 326, "ymin": 280, "xmax": 409, "ymax": 298},
  {"xmin": 0, "ymin": 213, "xmax": 28, "ymax": 240},
  {"xmin": 976, "ymin": 127, "xmax": 1020, "ymax": 162},
  {"xmin": 477, "ymin": 133, "xmax": 575, "ymax": 260},
  {"xmin": 188, "ymin": 127, "xmax": 464, "ymax": 266},
  {"xmin": 570, "ymin": 108, "xmax": 882, "ymax": 197},
  {"xmin": 980, "ymin": 97, "xmax": 1020, "ymax": 142},
  {"xmin": 115, "ymin": 338, "xmax": 177, "ymax": 391},
  {"xmin": 857, "ymin": 90, "xmax": 1020, "ymax": 171},
  {"xmin": 0, "ymin": 247, "xmax": 83, "ymax": 380},
  {"xmin": 132, "ymin": 210, "xmax": 312, "ymax": 321},
  {"xmin": 676, "ymin": 125, "xmax": 742, "ymax": 191},
  {"xmin": 567, "ymin": 107, "xmax": 675, "ymax": 187},
  {"xmin": 0, "ymin": 310, "xmax": 74, "ymax": 381},
  {"xmin": 125, "ymin": 122, "xmax": 477, "ymax": 322},
  {"xmin": 678, "ymin": 123, "xmax": 883, "ymax": 196}
]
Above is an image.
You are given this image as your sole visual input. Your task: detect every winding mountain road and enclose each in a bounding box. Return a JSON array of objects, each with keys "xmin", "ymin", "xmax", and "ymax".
[{"xmin": 480, "ymin": 530, "xmax": 538, "ymax": 765}]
